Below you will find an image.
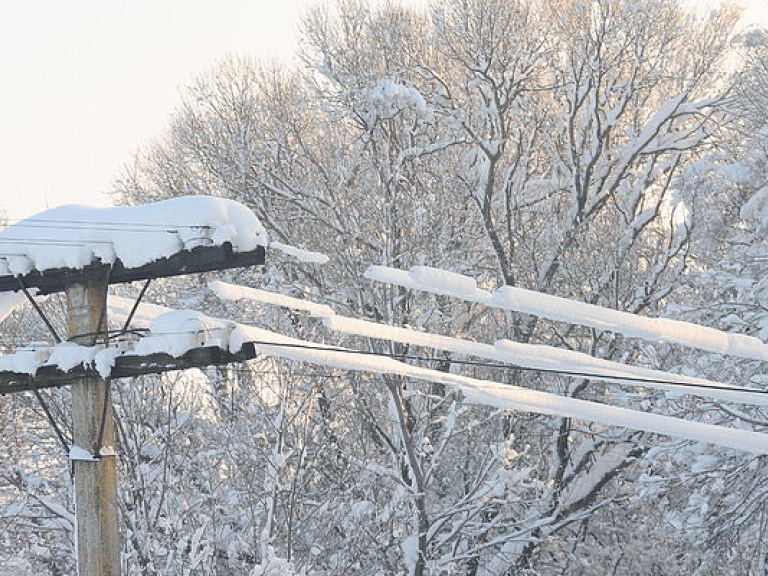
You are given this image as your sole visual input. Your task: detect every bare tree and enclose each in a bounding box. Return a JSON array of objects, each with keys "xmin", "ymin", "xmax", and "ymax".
[{"xmin": 102, "ymin": 1, "xmax": 752, "ymax": 574}]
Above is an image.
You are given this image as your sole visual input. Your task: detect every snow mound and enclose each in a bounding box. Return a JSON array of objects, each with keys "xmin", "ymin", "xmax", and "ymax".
[
  {"xmin": 0, "ymin": 343, "xmax": 51, "ymax": 374},
  {"xmin": 363, "ymin": 79, "xmax": 432, "ymax": 122},
  {"xmin": 134, "ymin": 310, "xmax": 233, "ymax": 357},
  {"xmin": 0, "ymin": 196, "xmax": 267, "ymax": 276}
]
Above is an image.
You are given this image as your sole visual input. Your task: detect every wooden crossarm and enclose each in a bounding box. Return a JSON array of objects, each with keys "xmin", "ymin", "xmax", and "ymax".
[
  {"xmin": 0, "ymin": 244, "xmax": 265, "ymax": 296},
  {"xmin": 0, "ymin": 343, "xmax": 258, "ymax": 394}
]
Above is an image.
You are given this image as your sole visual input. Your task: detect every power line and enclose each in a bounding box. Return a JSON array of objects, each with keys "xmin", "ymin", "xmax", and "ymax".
[
  {"xmin": 236, "ymin": 338, "xmax": 768, "ymax": 397},
  {"xmin": 0, "ymin": 219, "xmax": 214, "ymax": 254}
]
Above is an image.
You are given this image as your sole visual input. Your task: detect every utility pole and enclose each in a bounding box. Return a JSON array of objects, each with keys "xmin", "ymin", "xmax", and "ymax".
[
  {"xmin": 0, "ymin": 242, "xmax": 265, "ymax": 576},
  {"xmin": 67, "ymin": 278, "xmax": 120, "ymax": 576}
]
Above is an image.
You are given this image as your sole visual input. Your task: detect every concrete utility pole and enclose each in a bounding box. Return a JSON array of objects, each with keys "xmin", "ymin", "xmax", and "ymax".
[
  {"xmin": 0, "ymin": 242, "xmax": 265, "ymax": 574},
  {"xmin": 67, "ymin": 279, "xmax": 120, "ymax": 576}
]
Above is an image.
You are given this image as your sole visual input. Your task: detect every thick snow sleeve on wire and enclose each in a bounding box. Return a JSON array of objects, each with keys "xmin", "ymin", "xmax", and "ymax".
[
  {"xmin": 226, "ymin": 324, "xmax": 768, "ymax": 455},
  {"xmin": 364, "ymin": 265, "xmax": 768, "ymax": 362},
  {"xmin": 205, "ymin": 282, "xmax": 768, "ymax": 453},
  {"xmin": 0, "ymin": 196, "xmax": 268, "ymax": 276},
  {"xmin": 0, "ymin": 291, "xmax": 730, "ymax": 452},
  {"xmin": 209, "ymin": 281, "xmax": 336, "ymax": 317}
]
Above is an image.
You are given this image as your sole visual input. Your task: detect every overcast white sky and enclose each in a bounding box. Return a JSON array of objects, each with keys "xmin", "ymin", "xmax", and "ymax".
[
  {"xmin": 0, "ymin": 0, "xmax": 765, "ymax": 221},
  {"xmin": 0, "ymin": 0, "xmax": 314, "ymax": 220}
]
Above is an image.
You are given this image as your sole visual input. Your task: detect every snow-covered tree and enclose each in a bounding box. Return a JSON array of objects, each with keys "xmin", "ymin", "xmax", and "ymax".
[{"xmin": 3, "ymin": 1, "xmax": 757, "ymax": 574}]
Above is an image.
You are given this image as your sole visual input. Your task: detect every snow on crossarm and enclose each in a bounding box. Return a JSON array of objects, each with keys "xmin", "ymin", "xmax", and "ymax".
[{"xmin": 0, "ymin": 196, "xmax": 267, "ymax": 277}]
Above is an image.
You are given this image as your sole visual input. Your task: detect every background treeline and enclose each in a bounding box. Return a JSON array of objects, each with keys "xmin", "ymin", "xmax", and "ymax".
[{"xmin": 2, "ymin": 1, "xmax": 768, "ymax": 574}]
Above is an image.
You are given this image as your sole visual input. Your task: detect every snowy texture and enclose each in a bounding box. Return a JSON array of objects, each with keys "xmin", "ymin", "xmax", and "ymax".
[
  {"xmin": 4, "ymin": 284, "xmax": 767, "ymax": 457},
  {"xmin": 226, "ymin": 321, "xmax": 768, "ymax": 454},
  {"xmin": 47, "ymin": 343, "xmax": 98, "ymax": 372},
  {"xmin": 740, "ymin": 186, "xmax": 768, "ymax": 227},
  {"xmin": 212, "ymin": 281, "xmax": 764, "ymax": 406},
  {"xmin": 205, "ymin": 282, "xmax": 768, "ymax": 451},
  {"xmin": 490, "ymin": 285, "xmax": 768, "ymax": 361},
  {"xmin": 0, "ymin": 292, "xmax": 26, "ymax": 322},
  {"xmin": 4, "ymin": 284, "xmax": 764, "ymax": 453},
  {"xmin": 0, "ymin": 343, "xmax": 51, "ymax": 374},
  {"xmin": 326, "ymin": 316, "xmax": 768, "ymax": 407},
  {"xmin": 108, "ymin": 295, "xmax": 174, "ymax": 329},
  {"xmin": 69, "ymin": 446, "xmax": 101, "ymax": 462},
  {"xmin": 0, "ymin": 341, "xmax": 118, "ymax": 378},
  {"xmin": 94, "ymin": 348, "xmax": 120, "ymax": 377},
  {"xmin": 363, "ymin": 79, "xmax": 432, "ymax": 123},
  {"xmin": 401, "ymin": 535, "xmax": 419, "ymax": 575},
  {"xmin": 366, "ymin": 265, "xmax": 768, "ymax": 361},
  {"xmin": 133, "ymin": 310, "xmax": 233, "ymax": 357},
  {"xmin": 209, "ymin": 281, "xmax": 336, "ymax": 317},
  {"xmin": 365, "ymin": 265, "xmax": 492, "ymax": 302},
  {"xmin": 0, "ymin": 298, "xmax": 213, "ymax": 377},
  {"xmin": 0, "ymin": 196, "xmax": 267, "ymax": 276},
  {"xmin": 408, "ymin": 266, "xmax": 480, "ymax": 297},
  {"xmin": 269, "ymin": 241, "xmax": 329, "ymax": 264},
  {"xmin": 0, "ymin": 335, "xmax": 116, "ymax": 378}
]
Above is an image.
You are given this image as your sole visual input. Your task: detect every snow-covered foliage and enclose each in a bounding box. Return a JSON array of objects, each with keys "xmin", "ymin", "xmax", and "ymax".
[{"xmin": 0, "ymin": 0, "xmax": 760, "ymax": 574}]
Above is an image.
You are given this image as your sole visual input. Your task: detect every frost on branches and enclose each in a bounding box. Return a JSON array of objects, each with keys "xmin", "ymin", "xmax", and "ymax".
[{"xmin": 0, "ymin": 0, "xmax": 763, "ymax": 575}]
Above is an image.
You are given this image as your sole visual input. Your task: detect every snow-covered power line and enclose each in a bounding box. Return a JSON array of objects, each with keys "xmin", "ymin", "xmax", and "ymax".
[
  {"xmin": 122, "ymin": 303, "xmax": 768, "ymax": 454},
  {"xmin": 364, "ymin": 265, "xmax": 768, "ymax": 362},
  {"xmin": 2, "ymin": 217, "xmax": 214, "ymax": 230},
  {"xmin": 228, "ymin": 323, "xmax": 768, "ymax": 455},
  {"xmin": 0, "ymin": 239, "xmax": 117, "ymax": 254},
  {"xmin": 209, "ymin": 281, "xmax": 336, "ymax": 317},
  {"xmin": 110, "ymin": 297, "xmax": 768, "ymax": 453},
  {"xmin": 209, "ymin": 281, "xmax": 768, "ymax": 407},
  {"xmin": 23, "ymin": 326, "xmax": 767, "ymax": 402},
  {"xmin": 3, "ymin": 200, "xmax": 768, "ymax": 454},
  {"xmin": 269, "ymin": 241, "xmax": 329, "ymax": 264},
  {"xmin": 3, "ymin": 288, "xmax": 768, "ymax": 453}
]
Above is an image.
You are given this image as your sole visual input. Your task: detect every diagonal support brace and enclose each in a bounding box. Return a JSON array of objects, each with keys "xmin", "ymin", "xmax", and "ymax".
[
  {"xmin": 16, "ymin": 275, "xmax": 62, "ymax": 343},
  {"xmin": 121, "ymin": 278, "xmax": 152, "ymax": 334},
  {"xmin": 29, "ymin": 379, "xmax": 71, "ymax": 457}
]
